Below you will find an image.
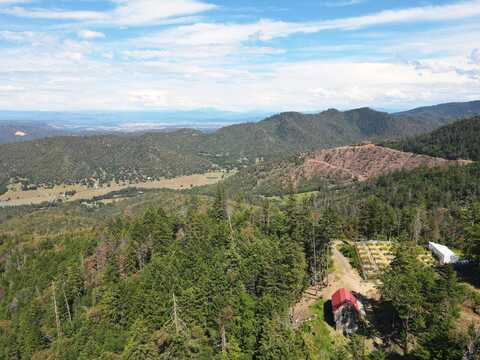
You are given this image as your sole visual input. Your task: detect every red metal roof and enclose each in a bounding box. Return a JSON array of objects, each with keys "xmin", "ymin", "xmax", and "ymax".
[{"xmin": 332, "ymin": 288, "xmax": 360, "ymax": 313}]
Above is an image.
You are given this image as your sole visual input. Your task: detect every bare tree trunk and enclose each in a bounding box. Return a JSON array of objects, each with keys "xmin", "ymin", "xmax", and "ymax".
[
  {"xmin": 173, "ymin": 293, "xmax": 179, "ymax": 336},
  {"xmin": 220, "ymin": 322, "xmax": 227, "ymax": 354},
  {"xmin": 412, "ymin": 208, "xmax": 423, "ymax": 245},
  {"xmin": 52, "ymin": 281, "xmax": 62, "ymax": 338},
  {"xmin": 62, "ymin": 283, "xmax": 73, "ymax": 326}
]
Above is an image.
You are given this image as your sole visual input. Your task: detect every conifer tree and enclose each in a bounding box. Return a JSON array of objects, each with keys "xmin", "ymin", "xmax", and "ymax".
[
  {"xmin": 210, "ymin": 184, "xmax": 228, "ymax": 221},
  {"xmin": 121, "ymin": 319, "xmax": 157, "ymax": 360}
]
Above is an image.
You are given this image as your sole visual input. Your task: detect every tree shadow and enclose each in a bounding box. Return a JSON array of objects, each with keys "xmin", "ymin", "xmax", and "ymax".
[
  {"xmin": 455, "ymin": 262, "xmax": 480, "ymax": 288},
  {"xmin": 352, "ymin": 291, "xmax": 403, "ymax": 352}
]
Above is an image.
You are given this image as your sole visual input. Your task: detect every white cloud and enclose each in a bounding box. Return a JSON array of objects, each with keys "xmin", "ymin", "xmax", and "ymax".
[
  {"xmin": 322, "ymin": 0, "xmax": 365, "ymax": 7},
  {"xmin": 108, "ymin": 0, "xmax": 216, "ymax": 26},
  {"xmin": 78, "ymin": 30, "xmax": 105, "ymax": 40},
  {"xmin": 123, "ymin": 50, "xmax": 170, "ymax": 60},
  {"xmin": 2, "ymin": 6, "xmax": 106, "ymax": 20},
  {"xmin": 0, "ymin": 45, "xmax": 478, "ymax": 111},
  {"xmin": 314, "ymin": 0, "xmax": 480, "ymax": 31},
  {"xmin": 471, "ymin": 49, "xmax": 480, "ymax": 64},
  {"xmin": 1, "ymin": 0, "xmax": 216, "ymax": 26},
  {"xmin": 4, "ymin": 0, "xmax": 480, "ymax": 31},
  {"xmin": 0, "ymin": 1, "xmax": 480, "ymax": 111},
  {"xmin": 0, "ymin": 30, "xmax": 35, "ymax": 42},
  {"xmin": 0, "ymin": 30, "xmax": 55, "ymax": 46},
  {"xmin": 135, "ymin": 1, "xmax": 480, "ymax": 50},
  {"xmin": 0, "ymin": 0, "xmax": 30, "ymax": 5},
  {"xmin": 128, "ymin": 89, "xmax": 168, "ymax": 107},
  {"xmin": 138, "ymin": 20, "xmax": 291, "ymax": 46},
  {"xmin": 0, "ymin": 85, "xmax": 24, "ymax": 92},
  {"xmin": 123, "ymin": 44, "xmax": 283, "ymax": 61}
]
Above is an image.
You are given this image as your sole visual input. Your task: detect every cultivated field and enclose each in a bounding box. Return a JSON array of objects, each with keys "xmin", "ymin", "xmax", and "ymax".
[
  {"xmin": 0, "ymin": 171, "xmax": 230, "ymax": 207},
  {"xmin": 356, "ymin": 241, "xmax": 436, "ymax": 280}
]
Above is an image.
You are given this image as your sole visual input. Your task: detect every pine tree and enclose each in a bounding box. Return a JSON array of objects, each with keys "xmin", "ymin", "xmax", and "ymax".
[
  {"xmin": 121, "ymin": 319, "xmax": 158, "ymax": 360},
  {"xmin": 256, "ymin": 316, "xmax": 307, "ymax": 360},
  {"xmin": 465, "ymin": 202, "xmax": 480, "ymax": 260},
  {"xmin": 210, "ymin": 184, "xmax": 228, "ymax": 221},
  {"xmin": 381, "ymin": 244, "xmax": 434, "ymax": 355}
]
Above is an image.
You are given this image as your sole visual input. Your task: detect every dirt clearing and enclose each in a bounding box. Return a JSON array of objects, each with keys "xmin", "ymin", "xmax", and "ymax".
[{"xmin": 291, "ymin": 241, "xmax": 378, "ymax": 328}]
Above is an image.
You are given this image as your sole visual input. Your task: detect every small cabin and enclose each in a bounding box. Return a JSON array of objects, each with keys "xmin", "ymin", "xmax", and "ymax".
[
  {"xmin": 428, "ymin": 242, "xmax": 459, "ymax": 265},
  {"xmin": 332, "ymin": 288, "xmax": 365, "ymax": 336}
]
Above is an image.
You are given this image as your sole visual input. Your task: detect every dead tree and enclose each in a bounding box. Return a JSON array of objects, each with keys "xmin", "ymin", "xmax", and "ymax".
[
  {"xmin": 219, "ymin": 306, "xmax": 233, "ymax": 354},
  {"xmin": 62, "ymin": 283, "xmax": 73, "ymax": 326},
  {"xmin": 173, "ymin": 293, "xmax": 180, "ymax": 336},
  {"xmin": 52, "ymin": 281, "xmax": 62, "ymax": 338}
]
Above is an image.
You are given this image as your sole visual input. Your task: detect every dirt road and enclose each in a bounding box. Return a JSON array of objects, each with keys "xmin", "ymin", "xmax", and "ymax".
[
  {"xmin": 321, "ymin": 243, "xmax": 378, "ymax": 300},
  {"xmin": 291, "ymin": 241, "xmax": 378, "ymax": 327}
]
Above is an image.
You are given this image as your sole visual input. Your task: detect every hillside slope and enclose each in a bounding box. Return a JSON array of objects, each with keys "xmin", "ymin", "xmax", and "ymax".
[
  {"xmin": 1, "ymin": 103, "xmax": 479, "ymax": 191},
  {"xmin": 384, "ymin": 116, "xmax": 480, "ymax": 161},
  {"xmin": 0, "ymin": 132, "xmax": 213, "ymax": 190},
  {"xmin": 394, "ymin": 100, "xmax": 480, "ymax": 124},
  {"xmin": 0, "ymin": 121, "xmax": 68, "ymax": 144},
  {"xmin": 219, "ymin": 145, "xmax": 471, "ymax": 196}
]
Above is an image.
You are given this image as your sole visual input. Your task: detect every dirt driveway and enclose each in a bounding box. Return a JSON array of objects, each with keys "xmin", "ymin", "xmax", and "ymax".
[{"xmin": 291, "ymin": 241, "xmax": 378, "ymax": 327}]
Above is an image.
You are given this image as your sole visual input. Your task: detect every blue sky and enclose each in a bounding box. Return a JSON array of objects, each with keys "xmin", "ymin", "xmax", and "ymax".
[{"xmin": 0, "ymin": 0, "xmax": 479, "ymax": 112}]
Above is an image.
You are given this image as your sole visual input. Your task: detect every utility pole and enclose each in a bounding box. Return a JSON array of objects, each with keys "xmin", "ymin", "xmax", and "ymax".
[{"xmin": 52, "ymin": 281, "xmax": 62, "ymax": 338}]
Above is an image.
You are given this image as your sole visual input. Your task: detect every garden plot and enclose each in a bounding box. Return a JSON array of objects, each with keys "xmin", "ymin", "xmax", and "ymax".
[{"xmin": 355, "ymin": 241, "xmax": 436, "ymax": 280}]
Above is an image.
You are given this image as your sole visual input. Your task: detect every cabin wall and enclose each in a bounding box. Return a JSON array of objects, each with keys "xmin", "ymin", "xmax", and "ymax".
[{"xmin": 334, "ymin": 303, "xmax": 360, "ymax": 336}]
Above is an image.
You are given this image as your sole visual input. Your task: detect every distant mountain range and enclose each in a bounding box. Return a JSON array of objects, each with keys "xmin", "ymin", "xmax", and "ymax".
[
  {"xmin": 0, "ymin": 100, "xmax": 479, "ymax": 192},
  {"xmin": 1, "ymin": 100, "xmax": 479, "ymax": 145},
  {"xmin": 0, "ymin": 121, "xmax": 70, "ymax": 144},
  {"xmin": 394, "ymin": 100, "xmax": 480, "ymax": 123},
  {"xmin": 0, "ymin": 109, "xmax": 269, "ymax": 144}
]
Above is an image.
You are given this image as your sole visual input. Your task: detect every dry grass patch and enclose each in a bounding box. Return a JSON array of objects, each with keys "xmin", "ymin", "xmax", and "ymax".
[{"xmin": 0, "ymin": 171, "xmax": 232, "ymax": 207}]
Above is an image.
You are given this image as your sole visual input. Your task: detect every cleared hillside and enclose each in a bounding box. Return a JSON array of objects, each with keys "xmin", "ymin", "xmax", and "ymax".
[
  {"xmin": 292, "ymin": 144, "xmax": 471, "ymax": 182},
  {"xmin": 219, "ymin": 145, "xmax": 471, "ymax": 196}
]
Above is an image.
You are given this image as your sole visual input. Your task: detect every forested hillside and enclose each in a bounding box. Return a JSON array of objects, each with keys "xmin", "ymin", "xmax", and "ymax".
[
  {"xmin": 384, "ymin": 116, "xmax": 480, "ymax": 161},
  {"xmin": 1, "ymin": 102, "xmax": 480, "ymax": 359},
  {"xmin": 394, "ymin": 100, "xmax": 480, "ymax": 124},
  {"xmin": 1, "ymin": 179, "xmax": 479, "ymax": 358},
  {"xmin": 0, "ymin": 131, "xmax": 214, "ymax": 190},
  {"xmin": 0, "ymin": 106, "xmax": 470, "ymax": 193},
  {"xmin": 352, "ymin": 163, "xmax": 480, "ymax": 247},
  {"xmin": 0, "ymin": 189, "xmax": 338, "ymax": 359}
]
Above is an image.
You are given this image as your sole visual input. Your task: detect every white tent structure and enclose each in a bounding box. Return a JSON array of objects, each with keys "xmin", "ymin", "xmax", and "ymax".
[{"xmin": 428, "ymin": 242, "xmax": 459, "ymax": 265}]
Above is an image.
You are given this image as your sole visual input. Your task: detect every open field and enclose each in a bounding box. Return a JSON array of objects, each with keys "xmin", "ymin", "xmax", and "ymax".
[{"xmin": 0, "ymin": 171, "xmax": 230, "ymax": 207}]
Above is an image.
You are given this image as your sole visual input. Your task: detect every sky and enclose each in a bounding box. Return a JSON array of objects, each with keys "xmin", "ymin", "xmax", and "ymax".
[{"xmin": 0, "ymin": 0, "xmax": 479, "ymax": 112}]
